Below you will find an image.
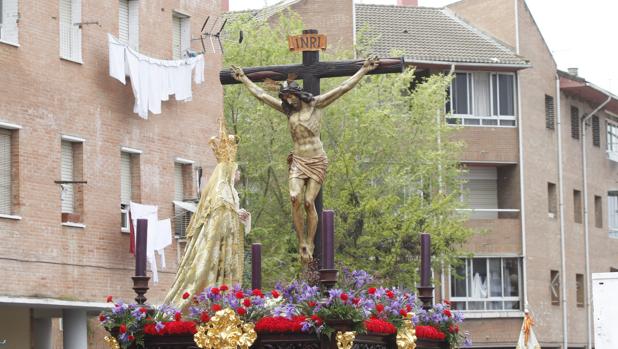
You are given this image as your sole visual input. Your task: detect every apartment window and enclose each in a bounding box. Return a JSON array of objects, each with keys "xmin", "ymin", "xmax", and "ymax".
[
  {"xmin": 550, "ymin": 270, "xmax": 560, "ymax": 305},
  {"xmin": 172, "ymin": 12, "xmax": 190, "ymax": 59},
  {"xmin": 573, "ymin": 189, "xmax": 582, "ymax": 223},
  {"xmin": 607, "ymin": 122, "xmax": 618, "ymax": 152},
  {"xmin": 545, "ymin": 95, "xmax": 555, "ymax": 129},
  {"xmin": 548, "ymin": 182, "xmax": 557, "ymax": 218},
  {"xmin": 59, "ymin": 0, "xmax": 82, "ymax": 62},
  {"xmin": 592, "ymin": 115, "xmax": 600, "ymax": 147},
  {"xmin": 609, "ymin": 191, "xmax": 618, "ymax": 238},
  {"xmin": 447, "ymin": 72, "xmax": 517, "ymax": 127},
  {"xmin": 595, "ymin": 195, "xmax": 603, "ymax": 228},
  {"xmin": 450, "ymin": 257, "xmax": 521, "ymax": 311},
  {"xmin": 118, "ymin": 0, "xmax": 139, "ymax": 50},
  {"xmin": 576, "ymin": 274, "xmax": 584, "ymax": 308},
  {"xmin": 461, "ymin": 167, "xmax": 498, "ymax": 219},
  {"xmin": 0, "ymin": 0, "xmax": 19, "ymax": 44},
  {"xmin": 174, "ymin": 161, "xmax": 194, "ymax": 237},
  {"xmin": 60, "ymin": 138, "xmax": 84, "ymax": 223},
  {"xmin": 570, "ymin": 106, "xmax": 580, "ymax": 139},
  {"xmin": 0, "ymin": 128, "xmax": 15, "ymax": 215}
]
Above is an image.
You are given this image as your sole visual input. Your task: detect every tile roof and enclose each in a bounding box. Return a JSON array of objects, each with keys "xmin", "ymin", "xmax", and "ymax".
[{"xmin": 355, "ymin": 4, "xmax": 529, "ymax": 67}]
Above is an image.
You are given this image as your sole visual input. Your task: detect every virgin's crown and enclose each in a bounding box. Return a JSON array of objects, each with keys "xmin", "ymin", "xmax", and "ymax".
[{"xmin": 209, "ymin": 118, "xmax": 239, "ymax": 163}]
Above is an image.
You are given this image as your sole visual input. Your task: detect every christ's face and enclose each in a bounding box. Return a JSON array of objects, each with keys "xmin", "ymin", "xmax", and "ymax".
[{"xmin": 283, "ymin": 93, "xmax": 301, "ymax": 110}]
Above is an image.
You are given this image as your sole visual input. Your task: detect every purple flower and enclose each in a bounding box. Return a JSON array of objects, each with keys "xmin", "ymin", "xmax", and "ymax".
[
  {"xmin": 131, "ymin": 307, "xmax": 146, "ymax": 321},
  {"xmin": 351, "ymin": 270, "xmax": 373, "ymax": 289},
  {"xmin": 300, "ymin": 321, "xmax": 312, "ymax": 333},
  {"xmin": 463, "ymin": 335, "xmax": 473, "ymax": 348},
  {"xmin": 155, "ymin": 321, "xmax": 165, "ymax": 333},
  {"xmin": 273, "ymin": 304, "xmax": 297, "ymax": 319}
]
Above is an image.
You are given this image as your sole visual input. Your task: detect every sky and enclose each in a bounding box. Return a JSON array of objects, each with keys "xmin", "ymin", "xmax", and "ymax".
[{"xmin": 229, "ymin": 0, "xmax": 618, "ymax": 95}]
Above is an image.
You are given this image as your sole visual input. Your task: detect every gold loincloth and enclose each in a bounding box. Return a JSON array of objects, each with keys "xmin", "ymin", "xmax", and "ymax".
[{"xmin": 287, "ymin": 153, "xmax": 328, "ymax": 184}]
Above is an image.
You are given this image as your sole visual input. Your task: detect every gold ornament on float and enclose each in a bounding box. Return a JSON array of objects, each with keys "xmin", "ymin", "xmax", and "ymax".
[
  {"xmin": 103, "ymin": 336, "xmax": 120, "ymax": 349},
  {"xmin": 336, "ymin": 331, "xmax": 356, "ymax": 349},
  {"xmin": 396, "ymin": 314, "xmax": 417, "ymax": 349},
  {"xmin": 193, "ymin": 308, "xmax": 257, "ymax": 349}
]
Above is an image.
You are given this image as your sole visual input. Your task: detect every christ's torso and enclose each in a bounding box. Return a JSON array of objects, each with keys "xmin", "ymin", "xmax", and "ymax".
[{"xmin": 288, "ymin": 103, "xmax": 325, "ymax": 157}]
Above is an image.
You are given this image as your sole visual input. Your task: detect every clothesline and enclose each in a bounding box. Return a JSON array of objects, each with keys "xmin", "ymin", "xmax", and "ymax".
[{"xmin": 108, "ymin": 34, "xmax": 205, "ymax": 119}]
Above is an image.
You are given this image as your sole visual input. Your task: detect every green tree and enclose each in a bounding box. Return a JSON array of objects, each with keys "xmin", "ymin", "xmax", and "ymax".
[{"xmin": 222, "ymin": 12, "xmax": 473, "ymax": 288}]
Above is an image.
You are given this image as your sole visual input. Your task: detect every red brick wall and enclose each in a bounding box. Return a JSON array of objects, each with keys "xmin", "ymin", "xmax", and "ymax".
[{"xmin": 0, "ymin": 0, "xmax": 223, "ymax": 306}]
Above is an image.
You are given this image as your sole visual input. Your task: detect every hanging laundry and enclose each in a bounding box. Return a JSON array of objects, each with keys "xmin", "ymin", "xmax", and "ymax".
[
  {"xmin": 128, "ymin": 203, "xmax": 175, "ymax": 283},
  {"xmin": 108, "ymin": 34, "xmax": 205, "ymax": 119}
]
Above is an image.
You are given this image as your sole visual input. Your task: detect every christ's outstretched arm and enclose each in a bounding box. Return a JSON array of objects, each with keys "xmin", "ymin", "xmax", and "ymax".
[
  {"xmin": 231, "ymin": 65, "xmax": 285, "ymax": 113},
  {"xmin": 314, "ymin": 57, "xmax": 380, "ymax": 108}
]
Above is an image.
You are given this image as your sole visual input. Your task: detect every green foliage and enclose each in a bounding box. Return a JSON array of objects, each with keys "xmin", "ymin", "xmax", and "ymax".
[{"xmin": 223, "ymin": 13, "xmax": 473, "ymax": 288}]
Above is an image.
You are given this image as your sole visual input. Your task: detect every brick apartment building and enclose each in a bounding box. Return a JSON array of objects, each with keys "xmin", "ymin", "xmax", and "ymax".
[
  {"xmin": 0, "ymin": 0, "xmax": 224, "ymax": 347},
  {"xmin": 244, "ymin": 0, "xmax": 618, "ymax": 348}
]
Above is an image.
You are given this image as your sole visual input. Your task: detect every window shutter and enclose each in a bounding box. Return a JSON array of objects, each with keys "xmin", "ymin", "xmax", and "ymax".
[
  {"xmin": 120, "ymin": 152, "xmax": 132, "ymax": 204},
  {"xmin": 172, "ymin": 15, "xmax": 181, "ymax": 59},
  {"xmin": 128, "ymin": 0, "xmax": 139, "ymax": 50},
  {"xmin": 463, "ymin": 167, "xmax": 498, "ymax": 219},
  {"xmin": 1, "ymin": 0, "xmax": 19, "ymax": 44},
  {"xmin": 118, "ymin": 0, "xmax": 129, "ymax": 44},
  {"xmin": 571, "ymin": 106, "xmax": 580, "ymax": 139},
  {"xmin": 174, "ymin": 163, "xmax": 184, "ymax": 201},
  {"xmin": 0, "ymin": 131, "xmax": 11, "ymax": 214},
  {"xmin": 592, "ymin": 115, "xmax": 600, "ymax": 147},
  {"xmin": 59, "ymin": 0, "xmax": 72, "ymax": 59},
  {"xmin": 70, "ymin": 0, "xmax": 82, "ymax": 61},
  {"xmin": 545, "ymin": 95, "xmax": 555, "ymax": 129},
  {"xmin": 180, "ymin": 17, "xmax": 190, "ymax": 56},
  {"xmin": 61, "ymin": 141, "xmax": 74, "ymax": 213},
  {"xmin": 609, "ymin": 193, "xmax": 618, "ymax": 233}
]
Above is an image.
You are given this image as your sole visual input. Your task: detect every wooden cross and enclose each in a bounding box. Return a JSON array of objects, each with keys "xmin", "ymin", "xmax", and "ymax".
[{"xmin": 219, "ymin": 29, "xmax": 404, "ymax": 268}]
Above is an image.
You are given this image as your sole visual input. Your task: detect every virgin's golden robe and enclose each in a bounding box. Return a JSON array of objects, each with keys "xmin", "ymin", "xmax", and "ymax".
[{"xmin": 164, "ymin": 162, "xmax": 244, "ymax": 310}]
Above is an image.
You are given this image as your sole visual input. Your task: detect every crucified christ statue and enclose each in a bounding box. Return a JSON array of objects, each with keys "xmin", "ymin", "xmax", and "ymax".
[{"xmin": 231, "ymin": 57, "xmax": 379, "ymax": 264}]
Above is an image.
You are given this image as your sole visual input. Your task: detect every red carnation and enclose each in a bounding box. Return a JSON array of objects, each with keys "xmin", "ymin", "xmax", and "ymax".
[
  {"xmin": 310, "ymin": 315, "xmax": 323, "ymax": 326},
  {"xmin": 212, "ymin": 304, "xmax": 222, "ymax": 312},
  {"xmin": 243, "ymin": 298, "xmax": 251, "ymax": 307},
  {"xmin": 308, "ymin": 301, "xmax": 317, "ymax": 307},
  {"xmin": 340, "ymin": 293, "xmax": 349, "ymax": 302},
  {"xmin": 352, "ymin": 297, "xmax": 361, "ymax": 305},
  {"xmin": 237, "ymin": 307, "xmax": 247, "ymax": 315},
  {"xmin": 106, "ymin": 295, "xmax": 113, "ymax": 303},
  {"xmin": 376, "ymin": 304, "xmax": 384, "ymax": 313},
  {"xmin": 211, "ymin": 287, "xmax": 220, "ymax": 295},
  {"xmin": 271, "ymin": 290, "xmax": 280, "ymax": 298},
  {"xmin": 368, "ymin": 287, "xmax": 376, "ymax": 295},
  {"xmin": 182, "ymin": 292, "xmax": 190, "ymax": 299},
  {"xmin": 252, "ymin": 289, "xmax": 263, "ymax": 297},
  {"xmin": 444, "ymin": 299, "xmax": 451, "ymax": 305},
  {"xmin": 139, "ymin": 307, "xmax": 147, "ymax": 313},
  {"xmin": 119, "ymin": 324, "xmax": 127, "ymax": 334},
  {"xmin": 99, "ymin": 314, "xmax": 106, "ymax": 322},
  {"xmin": 386, "ymin": 290, "xmax": 395, "ymax": 299},
  {"xmin": 235, "ymin": 291, "xmax": 244, "ymax": 299},
  {"xmin": 174, "ymin": 312, "xmax": 182, "ymax": 321},
  {"xmin": 220, "ymin": 284, "xmax": 229, "ymax": 292},
  {"xmin": 443, "ymin": 309, "xmax": 452, "ymax": 317},
  {"xmin": 200, "ymin": 312, "xmax": 210, "ymax": 323},
  {"xmin": 400, "ymin": 309, "xmax": 408, "ymax": 317},
  {"xmin": 406, "ymin": 305, "xmax": 412, "ymax": 312},
  {"xmin": 128, "ymin": 335, "xmax": 135, "ymax": 341}
]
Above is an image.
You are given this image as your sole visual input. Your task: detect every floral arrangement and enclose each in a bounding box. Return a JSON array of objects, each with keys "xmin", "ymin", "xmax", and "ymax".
[{"xmin": 99, "ymin": 270, "xmax": 471, "ymax": 348}]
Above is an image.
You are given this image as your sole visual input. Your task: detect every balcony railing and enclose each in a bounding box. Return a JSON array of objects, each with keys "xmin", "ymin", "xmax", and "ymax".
[{"xmin": 457, "ymin": 208, "xmax": 520, "ymax": 219}]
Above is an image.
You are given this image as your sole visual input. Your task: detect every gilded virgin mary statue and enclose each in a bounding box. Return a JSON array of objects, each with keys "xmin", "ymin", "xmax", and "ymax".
[{"xmin": 165, "ymin": 118, "xmax": 250, "ymax": 310}]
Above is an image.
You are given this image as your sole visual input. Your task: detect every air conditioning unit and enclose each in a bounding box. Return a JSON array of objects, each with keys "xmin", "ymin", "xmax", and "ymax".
[{"xmin": 608, "ymin": 151, "xmax": 618, "ymax": 163}]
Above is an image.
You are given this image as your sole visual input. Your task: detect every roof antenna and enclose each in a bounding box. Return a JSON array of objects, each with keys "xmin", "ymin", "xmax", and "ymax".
[{"xmin": 193, "ymin": 16, "xmax": 227, "ymax": 54}]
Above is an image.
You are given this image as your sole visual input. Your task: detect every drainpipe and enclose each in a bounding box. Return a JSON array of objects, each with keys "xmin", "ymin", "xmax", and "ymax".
[
  {"xmin": 555, "ymin": 74, "xmax": 568, "ymax": 349},
  {"xmin": 581, "ymin": 95, "xmax": 611, "ymax": 349},
  {"xmin": 514, "ymin": 0, "xmax": 520, "ymax": 54},
  {"xmin": 516, "ymin": 72, "xmax": 528, "ymax": 309}
]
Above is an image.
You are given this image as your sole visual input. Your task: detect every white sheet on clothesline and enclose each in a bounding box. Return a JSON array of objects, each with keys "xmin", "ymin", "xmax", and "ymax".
[{"xmin": 108, "ymin": 34, "xmax": 205, "ymax": 119}]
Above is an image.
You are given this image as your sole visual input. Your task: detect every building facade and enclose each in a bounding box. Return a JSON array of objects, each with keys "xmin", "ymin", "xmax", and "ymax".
[
  {"xmin": 249, "ymin": 0, "xmax": 618, "ymax": 347},
  {"xmin": 0, "ymin": 0, "xmax": 224, "ymax": 347}
]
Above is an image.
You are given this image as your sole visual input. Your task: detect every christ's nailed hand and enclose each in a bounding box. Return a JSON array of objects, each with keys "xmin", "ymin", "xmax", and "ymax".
[
  {"xmin": 231, "ymin": 65, "xmax": 245, "ymax": 81},
  {"xmin": 363, "ymin": 56, "xmax": 380, "ymax": 71},
  {"xmin": 238, "ymin": 209, "xmax": 250, "ymax": 221}
]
